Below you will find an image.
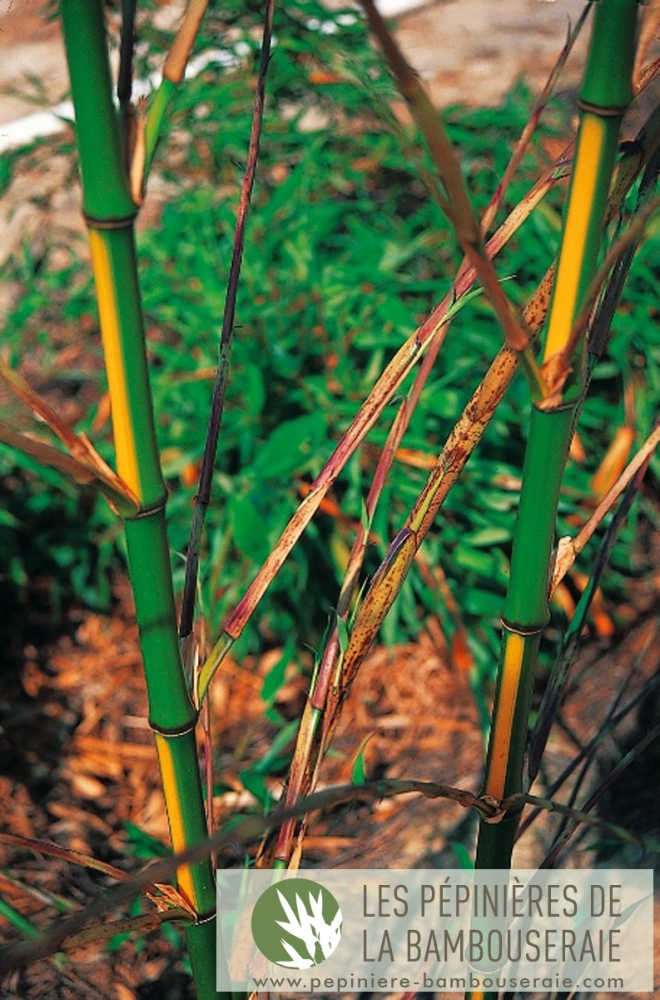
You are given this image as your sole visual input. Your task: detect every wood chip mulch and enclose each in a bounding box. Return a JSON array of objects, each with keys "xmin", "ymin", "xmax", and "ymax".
[{"xmin": 0, "ymin": 574, "xmax": 658, "ymax": 998}]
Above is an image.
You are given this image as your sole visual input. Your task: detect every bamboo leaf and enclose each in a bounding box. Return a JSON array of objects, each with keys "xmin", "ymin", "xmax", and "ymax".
[
  {"xmin": 177, "ymin": 0, "xmax": 275, "ymax": 649},
  {"xmin": 0, "ymin": 833, "xmax": 129, "ymax": 884},
  {"xmin": 358, "ymin": 0, "xmax": 547, "ymax": 398},
  {"xmin": 0, "ymin": 421, "xmax": 139, "ymax": 516},
  {"xmin": 143, "ymin": 0, "xmax": 210, "ymax": 177},
  {"xmin": 335, "ymin": 614, "xmax": 349, "ymax": 656},
  {"xmin": 252, "ymin": 413, "xmax": 327, "ymax": 480},
  {"xmin": 0, "ymin": 356, "xmax": 82, "ymax": 451},
  {"xmin": 351, "ymin": 732, "xmax": 377, "ymax": 787},
  {"xmin": 66, "ymin": 907, "xmax": 193, "ymax": 951},
  {"xmin": 450, "ymin": 842, "xmax": 475, "ymax": 870},
  {"xmin": 229, "ymin": 494, "xmax": 270, "ymax": 563}
]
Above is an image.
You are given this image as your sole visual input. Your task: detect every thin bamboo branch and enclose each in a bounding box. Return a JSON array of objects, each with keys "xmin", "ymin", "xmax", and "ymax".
[
  {"xmin": 592, "ymin": 134, "xmax": 660, "ymax": 366},
  {"xmin": 64, "ymin": 908, "xmax": 193, "ymax": 951},
  {"xmin": 0, "ymin": 835, "xmax": 130, "ymax": 885},
  {"xmin": 179, "ymin": 0, "xmax": 276, "ymax": 647},
  {"xmin": 514, "ymin": 786, "xmax": 660, "ymax": 853},
  {"xmin": 3, "ymin": 776, "xmax": 659, "ymax": 972},
  {"xmin": 539, "ymin": 721, "xmax": 660, "ymax": 868},
  {"xmin": 528, "ymin": 452, "xmax": 658, "ymax": 785},
  {"xmin": 479, "ymin": 2, "xmax": 592, "ymax": 237},
  {"xmin": 551, "ymin": 420, "xmax": 660, "ymax": 592},
  {"xmin": 520, "ymin": 629, "xmax": 659, "ymax": 836},
  {"xmin": 197, "ymin": 146, "xmax": 576, "ymax": 703},
  {"xmin": 143, "ymin": 0, "xmax": 209, "ymax": 180},
  {"xmin": 358, "ymin": 0, "xmax": 546, "ymax": 397}
]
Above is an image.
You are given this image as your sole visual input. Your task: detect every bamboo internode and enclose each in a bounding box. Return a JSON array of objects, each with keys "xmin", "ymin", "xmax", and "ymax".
[
  {"xmin": 59, "ymin": 2, "xmax": 222, "ymax": 994},
  {"xmin": 474, "ymin": 3, "xmax": 641, "ymax": 962}
]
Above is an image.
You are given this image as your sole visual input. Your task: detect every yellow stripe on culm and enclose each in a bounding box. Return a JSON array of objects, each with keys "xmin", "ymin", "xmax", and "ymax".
[
  {"xmin": 88, "ymin": 229, "xmax": 143, "ymax": 500},
  {"xmin": 485, "ymin": 632, "xmax": 525, "ymax": 801},
  {"xmin": 543, "ymin": 113, "xmax": 605, "ymax": 361},
  {"xmin": 154, "ymin": 734, "xmax": 198, "ymax": 910}
]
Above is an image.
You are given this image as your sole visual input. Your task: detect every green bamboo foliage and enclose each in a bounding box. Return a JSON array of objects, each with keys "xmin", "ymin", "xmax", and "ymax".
[
  {"xmin": 235, "ymin": 0, "xmax": 657, "ymax": 873},
  {"xmin": 195, "ymin": 143, "xmax": 578, "ymax": 704},
  {"xmin": 58, "ymin": 2, "xmax": 222, "ymax": 996}
]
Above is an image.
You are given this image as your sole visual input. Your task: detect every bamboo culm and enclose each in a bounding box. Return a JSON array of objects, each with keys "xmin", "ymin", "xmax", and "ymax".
[
  {"xmin": 474, "ymin": 0, "xmax": 640, "ymax": 876},
  {"xmin": 59, "ymin": 2, "xmax": 225, "ymax": 994}
]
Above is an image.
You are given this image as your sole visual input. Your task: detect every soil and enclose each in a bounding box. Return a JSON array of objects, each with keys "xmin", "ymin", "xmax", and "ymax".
[
  {"xmin": 0, "ymin": 0, "xmax": 589, "ymax": 126},
  {"xmin": 0, "ymin": 0, "xmax": 590, "ymax": 274},
  {"xmin": 2, "ymin": 577, "xmax": 659, "ymax": 997},
  {"xmin": 0, "ymin": 2, "xmax": 659, "ymax": 999}
]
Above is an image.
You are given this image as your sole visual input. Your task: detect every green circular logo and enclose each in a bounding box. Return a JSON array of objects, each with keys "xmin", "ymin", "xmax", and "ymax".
[{"xmin": 251, "ymin": 878, "xmax": 342, "ymax": 969}]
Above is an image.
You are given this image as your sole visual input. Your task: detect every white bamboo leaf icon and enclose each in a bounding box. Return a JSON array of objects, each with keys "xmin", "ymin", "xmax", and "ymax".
[
  {"xmin": 307, "ymin": 890, "xmax": 342, "ymax": 958},
  {"xmin": 275, "ymin": 889, "xmax": 319, "ymax": 959},
  {"xmin": 277, "ymin": 938, "xmax": 315, "ymax": 969}
]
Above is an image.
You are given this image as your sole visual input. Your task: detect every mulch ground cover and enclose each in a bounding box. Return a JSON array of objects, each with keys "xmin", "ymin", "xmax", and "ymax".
[{"xmin": 1, "ymin": 563, "xmax": 658, "ymax": 997}]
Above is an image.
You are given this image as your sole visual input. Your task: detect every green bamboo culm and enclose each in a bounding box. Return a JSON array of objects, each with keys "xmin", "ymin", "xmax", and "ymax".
[
  {"xmin": 469, "ymin": 9, "xmax": 639, "ymax": 1000},
  {"xmin": 58, "ymin": 2, "xmax": 223, "ymax": 995},
  {"xmin": 473, "ymin": 0, "xmax": 640, "ymax": 892}
]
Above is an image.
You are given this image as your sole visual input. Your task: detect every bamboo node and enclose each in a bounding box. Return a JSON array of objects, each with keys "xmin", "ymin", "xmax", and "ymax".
[
  {"xmin": 479, "ymin": 794, "xmax": 506, "ymax": 824},
  {"xmin": 500, "ymin": 617, "xmax": 546, "ymax": 636},
  {"xmin": 537, "ymin": 352, "xmax": 573, "ymax": 411},
  {"xmin": 125, "ymin": 496, "xmax": 168, "ymax": 521},
  {"xmin": 577, "ymin": 99, "xmax": 628, "ymax": 118},
  {"xmin": 149, "ymin": 715, "xmax": 199, "ymax": 738},
  {"xmin": 83, "ymin": 211, "xmax": 138, "ymax": 230}
]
